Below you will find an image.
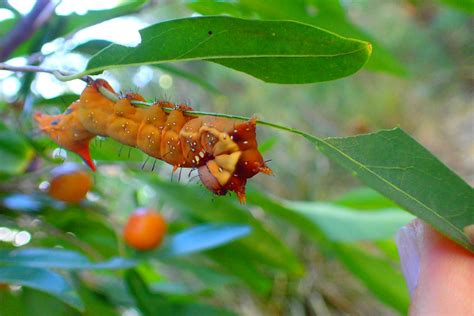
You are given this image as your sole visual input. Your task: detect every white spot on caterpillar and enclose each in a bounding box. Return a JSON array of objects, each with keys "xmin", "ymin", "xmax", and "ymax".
[
  {"xmin": 195, "ymin": 156, "xmax": 200, "ymax": 163},
  {"xmin": 199, "ymin": 151, "xmax": 205, "ymax": 158},
  {"xmin": 243, "ymin": 141, "xmax": 248, "ymax": 144}
]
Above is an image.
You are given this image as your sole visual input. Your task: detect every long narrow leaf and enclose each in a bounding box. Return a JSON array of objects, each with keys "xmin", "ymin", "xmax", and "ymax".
[
  {"xmin": 74, "ymin": 16, "xmax": 371, "ymax": 83},
  {"xmin": 0, "ymin": 267, "xmax": 83, "ymax": 311}
]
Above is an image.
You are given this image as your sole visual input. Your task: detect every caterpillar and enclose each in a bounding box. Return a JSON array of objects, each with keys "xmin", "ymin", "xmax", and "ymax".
[{"xmin": 35, "ymin": 79, "xmax": 272, "ymax": 203}]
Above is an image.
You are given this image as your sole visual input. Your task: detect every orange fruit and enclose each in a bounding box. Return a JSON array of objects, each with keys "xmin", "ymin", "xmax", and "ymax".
[
  {"xmin": 48, "ymin": 163, "xmax": 93, "ymax": 203},
  {"xmin": 123, "ymin": 208, "xmax": 167, "ymax": 251}
]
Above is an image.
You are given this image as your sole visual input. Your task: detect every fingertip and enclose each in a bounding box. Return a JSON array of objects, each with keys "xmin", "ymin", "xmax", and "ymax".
[
  {"xmin": 398, "ymin": 221, "xmax": 474, "ymax": 315},
  {"xmin": 396, "ymin": 219, "xmax": 424, "ymax": 296}
]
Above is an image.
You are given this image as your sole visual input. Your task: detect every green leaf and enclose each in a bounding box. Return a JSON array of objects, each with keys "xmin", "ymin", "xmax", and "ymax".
[
  {"xmin": 74, "ymin": 40, "xmax": 222, "ymax": 94},
  {"xmin": 79, "ymin": 16, "xmax": 371, "ymax": 83},
  {"xmin": 158, "ymin": 223, "xmax": 251, "ymax": 257},
  {"xmin": 43, "ymin": 208, "xmax": 120, "ymax": 258},
  {"xmin": 0, "ymin": 17, "xmax": 17, "ymax": 40},
  {"xmin": 164, "ymin": 260, "xmax": 237, "ymax": 291},
  {"xmin": 187, "ymin": 1, "xmax": 250, "ymax": 17},
  {"xmin": 284, "ymin": 201, "xmax": 414, "ymax": 241},
  {"xmin": 73, "ymin": 39, "xmax": 113, "ymax": 55},
  {"xmin": 332, "ymin": 187, "xmax": 399, "ymax": 210},
  {"xmin": 257, "ymin": 136, "xmax": 278, "ymax": 154},
  {"xmin": 0, "ymin": 122, "xmax": 34, "ymax": 177},
  {"xmin": 125, "ymin": 269, "xmax": 235, "ymax": 316},
  {"xmin": 35, "ymin": 94, "xmax": 80, "ymax": 109},
  {"xmin": 246, "ymin": 190, "xmax": 328, "ymax": 245},
  {"xmin": 247, "ymin": 190, "xmax": 408, "ymax": 311},
  {"xmin": 0, "ymin": 248, "xmax": 136, "ymax": 270},
  {"xmin": 206, "ymin": 246, "xmax": 274, "ymax": 294},
  {"xmin": 334, "ymin": 243, "xmax": 409, "ymax": 314},
  {"xmin": 438, "ymin": 0, "xmax": 474, "ymax": 13},
  {"xmin": 188, "ymin": 0, "xmax": 405, "ymax": 75},
  {"xmin": 126, "ymin": 269, "xmax": 162, "ymax": 316},
  {"xmin": 246, "ymin": 193, "xmax": 408, "ymax": 312},
  {"xmin": 0, "ymin": 266, "xmax": 83, "ymax": 311},
  {"xmin": 307, "ymin": 128, "xmax": 474, "ymax": 251},
  {"xmin": 145, "ymin": 176, "xmax": 303, "ymax": 275}
]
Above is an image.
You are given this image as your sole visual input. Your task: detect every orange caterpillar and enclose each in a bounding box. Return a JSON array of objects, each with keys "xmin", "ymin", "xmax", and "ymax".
[{"xmin": 35, "ymin": 79, "xmax": 271, "ymax": 203}]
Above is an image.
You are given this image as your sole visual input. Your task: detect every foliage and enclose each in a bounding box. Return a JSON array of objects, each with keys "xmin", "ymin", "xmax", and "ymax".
[
  {"xmin": 76, "ymin": 16, "xmax": 372, "ymax": 83},
  {"xmin": 0, "ymin": 1, "xmax": 472, "ymax": 315}
]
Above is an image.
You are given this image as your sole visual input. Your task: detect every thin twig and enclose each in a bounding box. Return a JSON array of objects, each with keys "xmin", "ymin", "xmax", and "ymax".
[
  {"xmin": 4, "ymin": 62, "xmax": 311, "ymax": 139},
  {"xmin": 0, "ymin": 62, "xmax": 89, "ymax": 82},
  {"xmin": 0, "ymin": 0, "xmax": 56, "ymax": 62},
  {"xmin": 0, "ymin": 63, "xmax": 58, "ymax": 75}
]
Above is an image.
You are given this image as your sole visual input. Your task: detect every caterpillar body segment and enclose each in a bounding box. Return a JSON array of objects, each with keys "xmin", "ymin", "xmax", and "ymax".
[{"xmin": 35, "ymin": 79, "xmax": 271, "ymax": 202}]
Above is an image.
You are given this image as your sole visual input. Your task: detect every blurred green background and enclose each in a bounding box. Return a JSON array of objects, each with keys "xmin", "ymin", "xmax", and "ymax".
[{"xmin": 0, "ymin": 0, "xmax": 472, "ymax": 315}]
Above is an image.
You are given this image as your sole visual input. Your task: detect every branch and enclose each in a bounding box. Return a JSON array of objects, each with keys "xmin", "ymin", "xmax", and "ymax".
[
  {"xmin": 0, "ymin": 62, "xmax": 88, "ymax": 82},
  {"xmin": 2, "ymin": 62, "xmax": 306, "ymax": 137},
  {"xmin": 0, "ymin": 0, "xmax": 57, "ymax": 62}
]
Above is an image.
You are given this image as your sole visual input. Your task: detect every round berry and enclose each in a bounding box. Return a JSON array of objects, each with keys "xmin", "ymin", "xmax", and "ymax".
[
  {"xmin": 48, "ymin": 163, "xmax": 92, "ymax": 203},
  {"xmin": 123, "ymin": 208, "xmax": 167, "ymax": 251}
]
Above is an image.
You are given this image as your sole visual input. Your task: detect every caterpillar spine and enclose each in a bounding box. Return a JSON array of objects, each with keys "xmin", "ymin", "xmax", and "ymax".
[{"xmin": 35, "ymin": 79, "xmax": 271, "ymax": 203}]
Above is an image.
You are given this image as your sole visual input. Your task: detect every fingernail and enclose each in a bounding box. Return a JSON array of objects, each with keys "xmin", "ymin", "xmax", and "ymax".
[{"xmin": 396, "ymin": 221, "xmax": 423, "ymax": 296}]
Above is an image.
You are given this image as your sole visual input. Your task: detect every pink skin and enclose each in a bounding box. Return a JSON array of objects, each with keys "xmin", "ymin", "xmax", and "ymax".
[{"xmin": 396, "ymin": 220, "xmax": 474, "ymax": 315}]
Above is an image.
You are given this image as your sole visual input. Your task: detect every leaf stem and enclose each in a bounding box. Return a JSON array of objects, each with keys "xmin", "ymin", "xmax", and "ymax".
[
  {"xmin": 3, "ymin": 62, "xmax": 316, "ymax": 139},
  {"xmin": 0, "ymin": 63, "xmax": 89, "ymax": 82},
  {"xmin": 97, "ymin": 86, "xmax": 315, "ymax": 139}
]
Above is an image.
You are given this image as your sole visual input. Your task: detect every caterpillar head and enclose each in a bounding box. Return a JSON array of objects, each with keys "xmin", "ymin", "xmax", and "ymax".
[
  {"xmin": 34, "ymin": 104, "xmax": 96, "ymax": 171},
  {"xmin": 198, "ymin": 119, "xmax": 272, "ymax": 203}
]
